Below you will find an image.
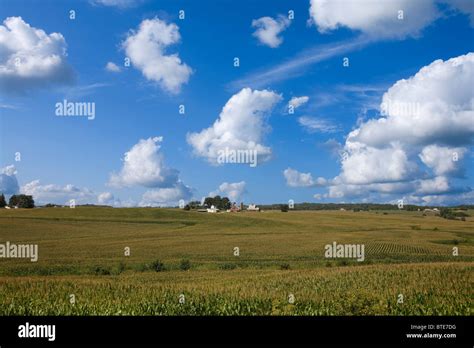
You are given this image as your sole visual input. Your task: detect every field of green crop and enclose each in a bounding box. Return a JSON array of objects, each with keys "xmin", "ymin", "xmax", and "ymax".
[{"xmin": 0, "ymin": 207, "xmax": 472, "ymax": 315}]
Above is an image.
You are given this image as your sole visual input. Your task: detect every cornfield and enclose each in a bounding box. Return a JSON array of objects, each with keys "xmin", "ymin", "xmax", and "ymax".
[{"xmin": 0, "ymin": 207, "xmax": 472, "ymax": 315}]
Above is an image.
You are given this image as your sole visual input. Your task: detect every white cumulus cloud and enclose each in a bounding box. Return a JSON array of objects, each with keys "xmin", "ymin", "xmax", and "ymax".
[
  {"xmin": 210, "ymin": 181, "xmax": 246, "ymax": 202},
  {"xmin": 333, "ymin": 53, "xmax": 474, "ymax": 198},
  {"xmin": 105, "ymin": 61, "xmax": 121, "ymax": 72},
  {"xmin": 140, "ymin": 182, "xmax": 193, "ymax": 207},
  {"xmin": 446, "ymin": 0, "xmax": 474, "ymax": 26},
  {"xmin": 419, "ymin": 145, "xmax": 467, "ymax": 176},
  {"xmin": 0, "ymin": 165, "xmax": 19, "ymax": 195},
  {"xmin": 283, "ymin": 168, "xmax": 327, "ymax": 187},
  {"xmin": 109, "ymin": 137, "xmax": 179, "ymax": 188},
  {"xmin": 287, "ymin": 53, "xmax": 474, "ymax": 203},
  {"xmin": 0, "ymin": 16, "xmax": 74, "ymax": 93},
  {"xmin": 416, "ymin": 176, "xmax": 451, "ymax": 195},
  {"xmin": 97, "ymin": 191, "xmax": 118, "ymax": 205},
  {"xmin": 122, "ymin": 17, "xmax": 192, "ymax": 94},
  {"xmin": 309, "ymin": 0, "xmax": 439, "ymax": 39},
  {"xmin": 340, "ymin": 146, "xmax": 417, "ymax": 185},
  {"xmin": 187, "ymin": 88, "xmax": 282, "ymax": 165},
  {"xmin": 352, "ymin": 53, "xmax": 474, "ymax": 148},
  {"xmin": 252, "ymin": 15, "xmax": 290, "ymax": 48},
  {"xmin": 110, "ymin": 136, "xmax": 193, "ymax": 207},
  {"xmin": 21, "ymin": 180, "xmax": 96, "ymax": 205}
]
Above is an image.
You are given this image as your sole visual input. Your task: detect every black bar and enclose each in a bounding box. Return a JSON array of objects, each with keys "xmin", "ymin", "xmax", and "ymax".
[{"xmin": 0, "ymin": 316, "xmax": 472, "ymax": 346}]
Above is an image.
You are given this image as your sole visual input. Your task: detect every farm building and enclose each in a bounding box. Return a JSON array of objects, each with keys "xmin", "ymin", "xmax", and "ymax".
[
  {"xmin": 227, "ymin": 203, "xmax": 241, "ymax": 213},
  {"xmin": 247, "ymin": 204, "xmax": 260, "ymax": 212},
  {"xmin": 423, "ymin": 208, "xmax": 440, "ymax": 216},
  {"xmin": 207, "ymin": 205, "xmax": 219, "ymax": 213}
]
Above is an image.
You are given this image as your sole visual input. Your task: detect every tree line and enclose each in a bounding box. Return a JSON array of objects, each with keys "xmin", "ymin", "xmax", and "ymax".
[
  {"xmin": 258, "ymin": 203, "xmax": 474, "ymax": 211},
  {"xmin": 1, "ymin": 193, "xmax": 472, "ymax": 212},
  {"xmin": 185, "ymin": 196, "xmax": 232, "ymax": 210},
  {"xmin": 0, "ymin": 194, "xmax": 35, "ymax": 208}
]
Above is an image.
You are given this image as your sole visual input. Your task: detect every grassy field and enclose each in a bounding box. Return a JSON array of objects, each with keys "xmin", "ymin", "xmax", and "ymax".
[{"xmin": 0, "ymin": 207, "xmax": 472, "ymax": 315}]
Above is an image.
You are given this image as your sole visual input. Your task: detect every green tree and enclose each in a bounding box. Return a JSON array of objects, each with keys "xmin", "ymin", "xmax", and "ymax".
[
  {"xmin": 221, "ymin": 197, "xmax": 231, "ymax": 210},
  {"xmin": 440, "ymin": 208, "xmax": 456, "ymax": 220},
  {"xmin": 213, "ymin": 195, "xmax": 222, "ymax": 208},
  {"xmin": 204, "ymin": 197, "xmax": 214, "ymax": 208},
  {"xmin": 188, "ymin": 201, "xmax": 201, "ymax": 209},
  {"xmin": 0, "ymin": 194, "xmax": 6, "ymax": 208},
  {"xmin": 203, "ymin": 196, "xmax": 231, "ymax": 210},
  {"xmin": 9, "ymin": 194, "xmax": 35, "ymax": 208}
]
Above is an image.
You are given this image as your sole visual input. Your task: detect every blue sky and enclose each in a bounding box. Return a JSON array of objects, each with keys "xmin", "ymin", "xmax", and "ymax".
[{"xmin": 0, "ymin": 0, "xmax": 473, "ymax": 206}]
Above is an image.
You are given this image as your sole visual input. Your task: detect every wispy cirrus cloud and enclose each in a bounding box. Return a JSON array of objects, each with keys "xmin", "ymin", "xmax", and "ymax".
[
  {"xmin": 228, "ymin": 36, "xmax": 371, "ymax": 90},
  {"xmin": 309, "ymin": 83, "xmax": 387, "ymax": 114},
  {"xmin": 62, "ymin": 82, "xmax": 110, "ymax": 99},
  {"xmin": 0, "ymin": 103, "xmax": 18, "ymax": 109},
  {"xmin": 298, "ymin": 116, "xmax": 340, "ymax": 133},
  {"xmin": 89, "ymin": 0, "xmax": 143, "ymax": 8}
]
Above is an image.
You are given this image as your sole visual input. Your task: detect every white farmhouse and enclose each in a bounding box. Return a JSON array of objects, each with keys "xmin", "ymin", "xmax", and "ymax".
[
  {"xmin": 207, "ymin": 205, "xmax": 219, "ymax": 213},
  {"xmin": 423, "ymin": 208, "xmax": 440, "ymax": 216},
  {"xmin": 247, "ymin": 204, "xmax": 260, "ymax": 212}
]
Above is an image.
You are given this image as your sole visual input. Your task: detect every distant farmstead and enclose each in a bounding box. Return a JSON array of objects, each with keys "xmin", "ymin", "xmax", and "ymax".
[
  {"xmin": 207, "ymin": 205, "xmax": 219, "ymax": 213},
  {"xmin": 227, "ymin": 202, "xmax": 241, "ymax": 213},
  {"xmin": 423, "ymin": 208, "xmax": 440, "ymax": 216},
  {"xmin": 247, "ymin": 204, "xmax": 260, "ymax": 212}
]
